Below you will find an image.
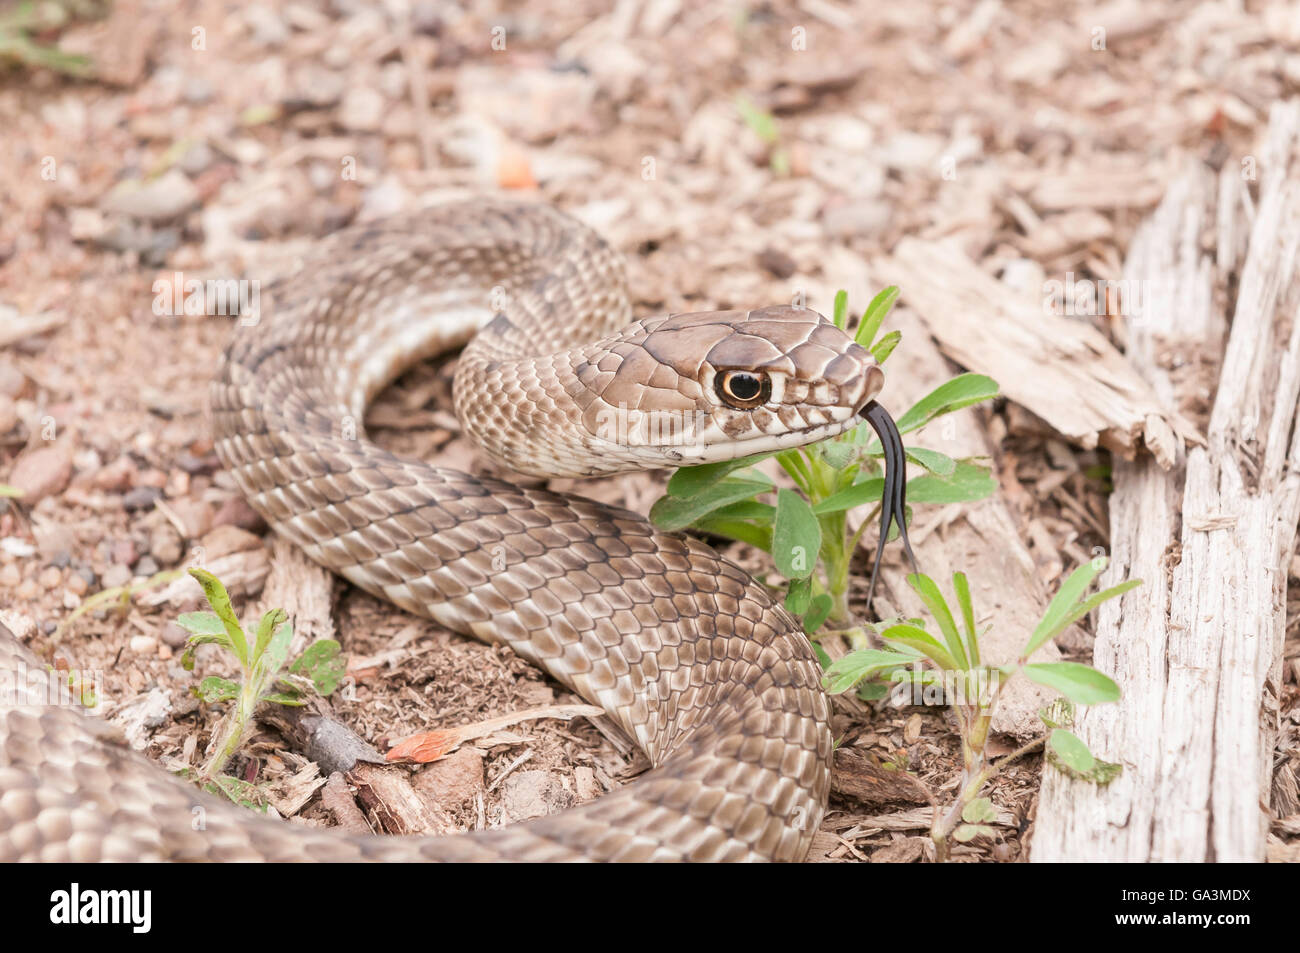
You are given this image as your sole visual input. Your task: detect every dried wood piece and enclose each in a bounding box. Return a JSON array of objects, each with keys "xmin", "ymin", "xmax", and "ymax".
[
  {"xmin": 320, "ymin": 771, "xmax": 373, "ymax": 835},
  {"xmin": 831, "ymin": 747, "xmax": 930, "ymax": 807},
  {"xmin": 348, "ymin": 762, "xmax": 458, "ymax": 837},
  {"xmin": 1034, "ymin": 100, "xmax": 1300, "ymax": 862},
  {"xmin": 256, "ymin": 536, "xmax": 337, "ymax": 658},
  {"xmin": 878, "ymin": 239, "xmax": 1197, "ymax": 468},
  {"xmin": 1033, "ymin": 163, "xmax": 1221, "ymax": 861}
]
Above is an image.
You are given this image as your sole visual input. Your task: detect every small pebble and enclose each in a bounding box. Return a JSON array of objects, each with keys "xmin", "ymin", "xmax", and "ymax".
[
  {"xmin": 0, "ymin": 395, "xmax": 16, "ymax": 434},
  {"xmin": 213, "ymin": 497, "xmax": 266, "ymax": 533},
  {"xmin": 158, "ymin": 643, "xmax": 173, "ymax": 661},
  {"xmin": 16, "ymin": 579, "xmax": 39, "ymax": 600},
  {"xmin": 49, "ymin": 550, "xmax": 71, "ymax": 569},
  {"xmin": 149, "ymin": 523, "xmax": 183, "ymax": 565},
  {"xmin": 0, "ymin": 563, "xmax": 20, "ymax": 588},
  {"xmin": 111, "ymin": 539, "xmax": 139, "ymax": 566},
  {"xmin": 176, "ymin": 453, "xmax": 217, "ymax": 475},
  {"xmin": 128, "ymin": 635, "xmax": 157, "ymax": 655},
  {"xmin": 123, "ymin": 486, "xmax": 162, "ymax": 511},
  {"xmin": 7, "ymin": 445, "xmax": 74, "ymax": 503},
  {"xmin": 135, "ymin": 556, "xmax": 160, "ymax": 577},
  {"xmin": 38, "ymin": 566, "xmax": 63, "ymax": 589},
  {"xmin": 101, "ymin": 564, "xmax": 132, "ymax": 589},
  {"xmin": 0, "ymin": 360, "xmax": 25, "ymax": 398},
  {"xmin": 161, "ymin": 621, "xmax": 189, "ymax": 648},
  {"xmin": 94, "ymin": 456, "xmax": 138, "ymax": 492},
  {"xmin": 66, "ymin": 573, "xmax": 88, "ymax": 596}
]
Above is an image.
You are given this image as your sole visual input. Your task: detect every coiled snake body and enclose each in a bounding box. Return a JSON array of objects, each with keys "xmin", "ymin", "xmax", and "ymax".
[{"xmin": 0, "ymin": 201, "xmax": 903, "ymax": 862}]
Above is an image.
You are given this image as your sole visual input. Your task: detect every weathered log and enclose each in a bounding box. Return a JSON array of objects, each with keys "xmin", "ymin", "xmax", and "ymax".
[{"xmin": 1034, "ymin": 101, "xmax": 1300, "ymax": 861}]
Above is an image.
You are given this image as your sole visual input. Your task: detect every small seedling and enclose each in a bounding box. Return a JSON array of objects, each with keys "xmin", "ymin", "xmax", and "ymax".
[
  {"xmin": 175, "ymin": 568, "xmax": 344, "ymax": 785},
  {"xmin": 651, "ymin": 287, "xmax": 999, "ymax": 633},
  {"xmin": 0, "ymin": 0, "xmax": 94, "ymax": 76},
  {"xmin": 52, "ymin": 567, "xmax": 184, "ymax": 642},
  {"xmin": 824, "ymin": 559, "xmax": 1139, "ymax": 861},
  {"xmin": 736, "ymin": 96, "xmax": 790, "ymax": 175}
]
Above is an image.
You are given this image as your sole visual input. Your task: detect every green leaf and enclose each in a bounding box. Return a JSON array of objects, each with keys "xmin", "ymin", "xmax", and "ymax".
[
  {"xmin": 175, "ymin": 611, "xmax": 229, "ymax": 638},
  {"xmin": 880, "ymin": 623, "xmax": 959, "ymax": 670},
  {"xmin": 811, "ymin": 477, "xmax": 883, "ymax": 515},
  {"xmin": 1024, "ymin": 561, "xmax": 1101, "ymax": 657},
  {"xmin": 650, "ymin": 478, "xmax": 772, "ymax": 532},
  {"xmin": 894, "ymin": 373, "xmax": 999, "ymax": 435},
  {"xmin": 204, "ymin": 775, "xmax": 266, "ymax": 811},
  {"xmin": 736, "ymin": 96, "xmax": 778, "ymax": 144},
  {"xmin": 906, "ymin": 460, "xmax": 996, "ymax": 505},
  {"xmin": 784, "ymin": 576, "xmax": 812, "ymax": 615},
  {"xmin": 1023, "ymin": 565, "xmax": 1146, "ymax": 659},
  {"xmin": 0, "ymin": 483, "xmax": 24, "ymax": 498},
  {"xmin": 772, "ymin": 488, "xmax": 821, "ymax": 580},
  {"xmin": 665, "ymin": 454, "xmax": 774, "ymax": 499},
  {"xmin": 869, "ymin": 329, "xmax": 901, "ymax": 364},
  {"xmin": 1045, "ymin": 579, "xmax": 1145, "ymax": 650},
  {"xmin": 1039, "ymin": 698, "xmax": 1075, "ymax": 731},
  {"xmin": 856, "ymin": 681, "xmax": 891, "ymax": 701},
  {"xmin": 288, "ymin": 640, "xmax": 346, "ymax": 696},
  {"xmin": 253, "ymin": 608, "xmax": 288, "ymax": 661},
  {"xmin": 195, "ymin": 676, "xmax": 240, "ymax": 704},
  {"xmin": 706, "ymin": 500, "xmax": 776, "ymax": 524},
  {"xmin": 261, "ymin": 691, "xmax": 308, "ymax": 707},
  {"xmin": 187, "ymin": 568, "xmax": 248, "ymax": 667},
  {"xmin": 855, "ymin": 286, "xmax": 899, "ymax": 350},
  {"xmin": 692, "ymin": 516, "xmax": 772, "ymax": 552},
  {"xmin": 1022, "ymin": 662, "xmax": 1121, "ymax": 705},
  {"xmin": 1049, "ymin": 729, "xmax": 1095, "ymax": 773},
  {"xmin": 951, "ymin": 572, "xmax": 980, "ymax": 666},
  {"xmin": 803, "ymin": 594, "xmax": 834, "ymax": 635},
  {"xmin": 962, "ymin": 797, "xmax": 997, "ymax": 824},
  {"xmin": 953, "ymin": 823, "xmax": 994, "ymax": 843},
  {"xmin": 832, "ymin": 288, "xmax": 848, "ymax": 329},
  {"xmin": 904, "ymin": 447, "xmax": 957, "ymax": 476},
  {"xmin": 264, "ymin": 616, "xmax": 294, "ymax": 675},
  {"xmin": 819, "ymin": 439, "xmax": 857, "ymax": 470},
  {"xmin": 822, "ymin": 648, "xmax": 915, "ymax": 694},
  {"xmin": 907, "ymin": 574, "xmax": 968, "ymax": 669}
]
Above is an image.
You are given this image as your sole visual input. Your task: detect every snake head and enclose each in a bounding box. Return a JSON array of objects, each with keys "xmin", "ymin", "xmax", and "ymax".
[{"xmin": 577, "ymin": 306, "xmax": 883, "ymax": 469}]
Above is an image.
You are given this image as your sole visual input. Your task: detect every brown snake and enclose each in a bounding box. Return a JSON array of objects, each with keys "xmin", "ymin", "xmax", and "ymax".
[{"xmin": 0, "ymin": 200, "xmax": 910, "ymax": 862}]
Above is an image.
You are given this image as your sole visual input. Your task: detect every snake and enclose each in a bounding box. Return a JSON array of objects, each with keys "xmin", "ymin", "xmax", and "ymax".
[{"xmin": 0, "ymin": 200, "xmax": 915, "ymax": 862}]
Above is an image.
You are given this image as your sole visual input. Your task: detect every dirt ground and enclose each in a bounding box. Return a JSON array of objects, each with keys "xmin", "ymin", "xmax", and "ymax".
[{"xmin": 1, "ymin": 0, "xmax": 1297, "ymax": 862}]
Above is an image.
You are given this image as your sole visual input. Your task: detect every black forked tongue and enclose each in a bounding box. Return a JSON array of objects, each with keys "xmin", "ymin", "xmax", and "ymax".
[{"xmin": 861, "ymin": 400, "xmax": 919, "ymax": 616}]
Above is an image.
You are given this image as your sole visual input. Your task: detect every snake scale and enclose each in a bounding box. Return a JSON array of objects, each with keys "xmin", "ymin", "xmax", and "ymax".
[{"xmin": 0, "ymin": 200, "xmax": 914, "ymax": 862}]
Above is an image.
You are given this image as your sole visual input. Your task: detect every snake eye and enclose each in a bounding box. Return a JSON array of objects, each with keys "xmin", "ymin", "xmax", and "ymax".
[{"xmin": 716, "ymin": 370, "xmax": 771, "ymax": 409}]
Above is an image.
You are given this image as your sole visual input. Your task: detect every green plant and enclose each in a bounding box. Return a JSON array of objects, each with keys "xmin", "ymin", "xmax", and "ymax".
[
  {"xmin": 824, "ymin": 559, "xmax": 1139, "ymax": 861},
  {"xmin": 736, "ymin": 96, "xmax": 790, "ymax": 176},
  {"xmin": 175, "ymin": 568, "xmax": 345, "ymax": 785},
  {"xmin": 0, "ymin": 0, "xmax": 96, "ymax": 75},
  {"xmin": 52, "ymin": 567, "xmax": 184, "ymax": 641},
  {"xmin": 650, "ymin": 287, "xmax": 999, "ymax": 632}
]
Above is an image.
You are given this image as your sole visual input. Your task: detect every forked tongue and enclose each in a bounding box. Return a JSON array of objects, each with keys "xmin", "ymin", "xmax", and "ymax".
[{"xmin": 861, "ymin": 401, "xmax": 919, "ymax": 614}]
